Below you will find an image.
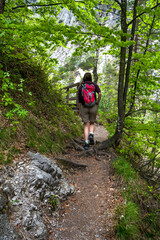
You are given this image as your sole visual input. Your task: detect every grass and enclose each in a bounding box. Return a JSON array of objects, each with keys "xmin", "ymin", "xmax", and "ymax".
[
  {"xmin": 0, "ymin": 98, "xmax": 82, "ymax": 164},
  {"xmin": 0, "ymin": 55, "xmax": 82, "ymax": 164},
  {"xmin": 0, "ymin": 103, "xmax": 82, "ymax": 164},
  {"xmin": 0, "ymin": 124, "xmax": 20, "ymax": 164},
  {"xmin": 49, "ymin": 194, "xmax": 60, "ymax": 210},
  {"xmin": 116, "ymin": 201, "xmax": 140, "ymax": 240},
  {"xmin": 112, "ymin": 157, "xmax": 138, "ymax": 182},
  {"xmin": 112, "ymin": 156, "xmax": 160, "ymax": 240}
]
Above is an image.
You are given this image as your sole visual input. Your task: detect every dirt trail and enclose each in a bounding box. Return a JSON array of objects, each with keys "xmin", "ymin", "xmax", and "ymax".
[{"xmin": 48, "ymin": 125, "xmax": 122, "ymax": 240}]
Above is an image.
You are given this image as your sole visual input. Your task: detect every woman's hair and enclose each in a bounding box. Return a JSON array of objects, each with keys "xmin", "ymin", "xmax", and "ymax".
[{"xmin": 83, "ymin": 72, "xmax": 92, "ymax": 82}]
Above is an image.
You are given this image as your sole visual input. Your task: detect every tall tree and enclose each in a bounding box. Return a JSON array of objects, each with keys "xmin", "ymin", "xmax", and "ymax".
[{"xmin": 98, "ymin": 0, "xmax": 160, "ymax": 149}]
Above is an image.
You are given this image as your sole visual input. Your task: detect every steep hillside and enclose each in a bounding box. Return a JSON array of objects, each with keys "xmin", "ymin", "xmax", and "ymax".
[{"xmin": 0, "ymin": 56, "xmax": 82, "ymax": 164}]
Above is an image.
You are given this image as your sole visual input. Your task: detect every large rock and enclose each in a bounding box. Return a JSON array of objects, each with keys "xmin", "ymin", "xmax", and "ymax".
[
  {"xmin": 0, "ymin": 152, "xmax": 74, "ymax": 240},
  {"xmin": 0, "ymin": 190, "xmax": 22, "ymax": 240}
]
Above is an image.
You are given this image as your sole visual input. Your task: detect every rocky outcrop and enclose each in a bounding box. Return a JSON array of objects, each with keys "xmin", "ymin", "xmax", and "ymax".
[{"xmin": 0, "ymin": 152, "xmax": 74, "ymax": 240}]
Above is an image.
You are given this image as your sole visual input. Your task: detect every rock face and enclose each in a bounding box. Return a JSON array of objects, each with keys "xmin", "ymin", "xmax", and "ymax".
[
  {"xmin": 0, "ymin": 152, "xmax": 74, "ymax": 240},
  {"xmin": 51, "ymin": 8, "xmax": 77, "ymax": 65},
  {"xmin": 0, "ymin": 190, "xmax": 21, "ymax": 240},
  {"xmin": 58, "ymin": 8, "xmax": 76, "ymax": 26},
  {"xmin": 51, "ymin": 6, "xmax": 117, "ymax": 71}
]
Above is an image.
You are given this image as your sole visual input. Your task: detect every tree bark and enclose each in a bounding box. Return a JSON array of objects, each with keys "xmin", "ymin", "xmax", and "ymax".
[
  {"xmin": 0, "ymin": 0, "xmax": 5, "ymax": 14},
  {"xmin": 99, "ymin": 0, "xmax": 138, "ymax": 149},
  {"xmin": 99, "ymin": 0, "xmax": 158, "ymax": 150},
  {"xmin": 112, "ymin": 0, "xmax": 127, "ymax": 145},
  {"xmin": 98, "ymin": 130, "xmax": 123, "ymax": 150},
  {"xmin": 123, "ymin": 0, "xmax": 138, "ymax": 107},
  {"xmin": 93, "ymin": 48, "xmax": 99, "ymax": 83}
]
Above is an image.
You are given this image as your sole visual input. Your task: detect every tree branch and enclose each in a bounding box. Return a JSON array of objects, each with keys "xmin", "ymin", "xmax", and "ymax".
[
  {"xmin": 52, "ymin": 26, "xmax": 112, "ymax": 39},
  {"xmin": 127, "ymin": 3, "xmax": 160, "ymax": 26},
  {"xmin": 140, "ymin": 152, "xmax": 160, "ymax": 169},
  {"xmin": 125, "ymin": 107, "xmax": 160, "ymax": 117},
  {"xmin": 12, "ymin": 1, "xmax": 85, "ymax": 10},
  {"xmin": 114, "ymin": 0, "xmax": 122, "ymax": 8},
  {"xmin": 126, "ymin": 13, "xmax": 156, "ymax": 116},
  {"xmin": 123, "ymin": 0, "xmax": 138, "ymax": 107}
]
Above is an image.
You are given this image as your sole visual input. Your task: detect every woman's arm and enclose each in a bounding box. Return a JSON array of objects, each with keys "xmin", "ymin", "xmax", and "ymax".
[{"xmin": 97, "ymin": 92, "xmax": 102, "ymax": 106}]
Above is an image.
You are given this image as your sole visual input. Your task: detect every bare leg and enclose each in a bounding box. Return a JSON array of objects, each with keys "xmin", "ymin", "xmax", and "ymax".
[
  {"xmin": 84, "ymin": 122, "xmax": 89, "ymax": 140},
  {"xmin": 89, "ymin": 122, "xmax": 95, "ymax": 133}
]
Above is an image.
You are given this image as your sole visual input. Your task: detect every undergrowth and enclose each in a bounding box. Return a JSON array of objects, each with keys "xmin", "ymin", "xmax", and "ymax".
[
  {"xmin": 112, "ymin": 156, "xmax": 160, "ymax": 240},
  {"xmin": 0, "ymin": 52, "xmax": 82, "ymax": 164}
]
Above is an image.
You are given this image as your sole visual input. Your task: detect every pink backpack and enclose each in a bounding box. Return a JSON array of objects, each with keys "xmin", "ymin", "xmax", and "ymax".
[{"xmin": 81, "ymin": 83, "xmax": 96, "ymax": 107}]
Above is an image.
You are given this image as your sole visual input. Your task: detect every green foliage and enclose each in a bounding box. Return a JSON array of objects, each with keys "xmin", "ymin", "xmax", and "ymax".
[
  {"xmin": 22, "ymin": 94, "xmax": 82, "ymax": 154},
  {"xmin": 8, "ymin": 199, "xmax": 19, "ymax": 207},
  {"xmin": 113, "ymin": 158, "xmax": 141, "ymax": 239},
  {"xmin": 58, "ymin": 52, "xmax": 96, "ymax": 85},
  {"xmin": 0, "ymin": 207, "xmax": 6, "ymax": 214},
  {"xmin": 116, "ymin": 202, "xmax": 140, "ymax": 240},
  {"xmin": 49, "ymin": 194, "xmax": 60, "ymax": 210},
  {"xmin": 0, "ymin": 85, "xmax": 82, "ymax": 162},
  {"xmin": 0, "ymin": 123, "xmax": 21, "ymax": 164},
  {"xmin": 112, "ymin": 157, "xmax": 138, "ymax": 183},
  {"xmin": 98, "ymin": 61, "xmax": 118, "ymax": 135},
  {"xmin": 0, "ymin": 49, "xmax": 82, "ymax": 163},
  {"xmin": 113, "ymin": 157, "xmax": 160, "ymax": 239},
  {"xmin": 78, "ymin": 56, "xmax": 95, "ymax": 70},
  {"xmin": 99, "ymin": 63, "xmax": 118, "ymax": 109},
  {"xmin": 0, "ymin": 3, "xmax": 160, "ymax": 239},
  {"xmin": 0, "ymin": 152, "xmax": 11, "ymax": 165},
  {"xmin": 0, "ymin": 68, "xmax": 28, "ymax": 120}
]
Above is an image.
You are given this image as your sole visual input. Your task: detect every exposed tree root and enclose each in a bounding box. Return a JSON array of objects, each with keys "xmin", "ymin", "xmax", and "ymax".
[
  {"xmin": 71, "ymin": 140, "xmax": 84, "ymax": 151},
  {"xmin": 65, "ymin": 136, "xmax": 113, "ymax": 161},
  {"xmin": 67, "ymin": 146, "xmax": 109, "ymax": 162},
  {"xmin": 73, "ymin": 138, "xmax": 84, "ymax": 144},
  {"xmin": 55, "ymin": 157, "xmax": 87, "ymax": 169}
]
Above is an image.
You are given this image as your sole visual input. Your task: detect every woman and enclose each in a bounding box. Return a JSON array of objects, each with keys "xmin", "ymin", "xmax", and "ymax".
[{"xmin": 78, "ymin": 72, "xmax": 101, "ymax": 150}]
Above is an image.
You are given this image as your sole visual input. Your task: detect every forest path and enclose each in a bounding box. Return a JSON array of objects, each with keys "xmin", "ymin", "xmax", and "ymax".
[{"xmin": 48, "ymin": 125, "xmax": 122, "ymax": 240}]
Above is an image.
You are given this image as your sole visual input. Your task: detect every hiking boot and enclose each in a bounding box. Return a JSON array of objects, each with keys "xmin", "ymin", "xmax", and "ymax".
[
  {"xmin": 84, "ymin": 142, "xmax": 89, "ymax": 150},
  {"xmin": 89, "ymin": 134, "xmax": 94, "ymax": 145}
]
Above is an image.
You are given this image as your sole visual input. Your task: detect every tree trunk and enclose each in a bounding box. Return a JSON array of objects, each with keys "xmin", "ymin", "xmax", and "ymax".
[
  {"xmin": 123, "ymin": 0, "xmax": 138, "ymax": 106},
  {"xmin": 99, "ymin": 0, "xmax": 158, "ymax": 150},
  {"xmin": 98, "ymin": 130, "xmax": 123, "ymax": 150},
  {"xmin": 99, "ymin": 0, "xmax": 127, "ymax": 149},
  {"xmin": 112, "ymin": 0, "xmax": 127, "ymax": 145},
  {"xmin": 93, "ymin": 48, "xmax": 99, "ymax": 83},
  {"xmin": 0, "ymin": 0, "xmax": 5, "ymax": 14}
]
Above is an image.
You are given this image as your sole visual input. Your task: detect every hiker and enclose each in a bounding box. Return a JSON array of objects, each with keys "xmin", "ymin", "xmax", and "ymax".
[{"xmin": 78, "ymin": 72, "xmax": 101, "ymax": 150}]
